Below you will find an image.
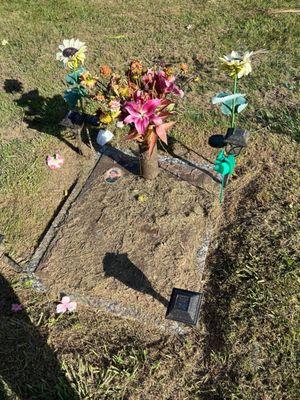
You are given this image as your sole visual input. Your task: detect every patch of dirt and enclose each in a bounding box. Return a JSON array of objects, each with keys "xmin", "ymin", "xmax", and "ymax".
[{"xmin": 37, "ymin": 154, "xmax": 219, "ymax": 327}]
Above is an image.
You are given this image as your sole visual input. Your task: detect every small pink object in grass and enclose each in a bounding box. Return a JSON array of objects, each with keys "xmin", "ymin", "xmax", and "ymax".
[
  {"xmin": 46, "ymin": 153, "xmax": 64, "ymax": 170},
  {"xmin": 56, "ymin": 296, "xmax": 77, "ymax": 314},
  {"xmin": 11, "ymin": 303, "xmax": 23, "ymax": 312}
]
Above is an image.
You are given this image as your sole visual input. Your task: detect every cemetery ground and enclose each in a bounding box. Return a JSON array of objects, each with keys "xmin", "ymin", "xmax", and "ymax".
[{"xmin": 0, "ymin": 0, "xmax": 299, "ymax": 399}]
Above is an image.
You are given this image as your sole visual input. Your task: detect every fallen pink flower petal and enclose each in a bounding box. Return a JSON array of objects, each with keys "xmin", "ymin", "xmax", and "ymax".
[
  {"xmin": 56, "ymin": 303, "xmax": 68, "ymax": 313},
  {"xmin": 56, "ymin": 296, "xmax": 77, "ymax": 314},
  {"xmin": 46, "ymin": 153, "xmax": 65, "ymax": 170},
  {"xmin": 11, "ymin": 303, "xmax": 23, "ymax": 312}
]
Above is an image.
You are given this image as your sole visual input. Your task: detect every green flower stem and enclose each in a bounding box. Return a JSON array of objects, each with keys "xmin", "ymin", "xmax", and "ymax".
[
  {"xmin": 79, "ymin": 97, "xmax": 84, "ymax": 114},
  {"xmin": 231, "ymin": 75, "xmax": 238, "ymax": 128},
  {"xmin": 77, "ymin": 96, "xmax": 85, "ymax": 156}
]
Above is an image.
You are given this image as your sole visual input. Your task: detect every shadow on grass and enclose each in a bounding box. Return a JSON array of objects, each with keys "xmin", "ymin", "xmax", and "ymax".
[
  {"xmin": 12, "ymin": 89, "xmax": 81, "ymax": 153},
  {"xmin": 165, "ymin": 136, "xmax": 214, "ymax": 165},
  {"xmin": 103, "ymin": 252, "xmax": 169, "ymax": 307},
  {"xmin": 0, "ymin": 273, "xmax": 79, "ymax": 400},
  {"xmin": 3, "ymin": 79, "xmax": 24, "ymax": 94}
]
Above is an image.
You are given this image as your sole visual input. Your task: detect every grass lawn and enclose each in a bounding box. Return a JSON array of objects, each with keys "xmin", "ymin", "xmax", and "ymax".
[{"xmin": 0, "ymin": 0, "xmax": 299, "ymax": 399}]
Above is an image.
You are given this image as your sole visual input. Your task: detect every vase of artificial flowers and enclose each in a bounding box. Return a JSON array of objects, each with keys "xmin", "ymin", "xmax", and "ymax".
[
  {"xmin": 56, "ymin": 40, "xmax": 186, "ymax": 178},
  {"xmin": 122, "ymin": 61, "xmax": 183, "ymax": 179}
]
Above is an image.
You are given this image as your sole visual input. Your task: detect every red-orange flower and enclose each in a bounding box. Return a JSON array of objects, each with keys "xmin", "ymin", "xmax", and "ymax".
[{"xmin": 100, "ymin": 65, "xmax": 112, "ymax": 76}]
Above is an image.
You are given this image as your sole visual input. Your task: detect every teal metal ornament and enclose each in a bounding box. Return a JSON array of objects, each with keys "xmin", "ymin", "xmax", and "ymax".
[
  {"xmin": 214, "ymin": 150, "xmax": 236, "ymax": 203},
  {"xmin": 66, "ymin": 67, "xmax": 86, "ymax": 85},
  {"xmin": 63, "ymin": 86, "xmax": 88, "ymax": 109}
]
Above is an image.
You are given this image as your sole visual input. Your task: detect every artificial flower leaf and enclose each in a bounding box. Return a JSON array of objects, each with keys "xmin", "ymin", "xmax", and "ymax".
[
  {"xmin": 78, "ymin": 85, "xmax": 88, "ymax": 96},
  {"xmin": 126, "ymin": 129, "xmax": 141, "ymax": 141},
  {"xmin": 212, "ymin": 92, "xmax": 245, "ymax": 105},
  {"xmin": 156, "ymin": 121, "xmax": 175, "ymax": 144},
  {"xmin": 237, "ymin": 102, "xmax": 248, "ymax": 113},
  {"xmin": 157, "ymin": 111, "xmax": 171, "ymax": 120},
  {"xmin": 211, "ymin": 92, "xmax": 230, "ymax": 104},
  {"xmin": 63, "ymin": 88, "xmax": 80, "ymax": 108},
  {"xmin": 220, "ymin": 102, "xmax": 233, "ymax": 116},
  {"xmin": 66, "ymin": 67, "xmax": 86, "ymax": 85},
  {"xmin": 165, "ymin": 103, "xmax": 175, "ymax": 112},
  {"xmin": 159, "ymin": 98, "xmax": 171, "ymax": 109},
  {"xmin": 220, "ymin": 94, "xmax": 247, "ymax": 116},
  {"xmin": 148, "ymin": 132, "xmax": 158, "ymax": 156}
]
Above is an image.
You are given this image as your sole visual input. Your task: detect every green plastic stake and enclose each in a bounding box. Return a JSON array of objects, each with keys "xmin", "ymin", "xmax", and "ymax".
[{"xmin": 214, "ymin": 150, "xmax": 236, "ymax": 203}]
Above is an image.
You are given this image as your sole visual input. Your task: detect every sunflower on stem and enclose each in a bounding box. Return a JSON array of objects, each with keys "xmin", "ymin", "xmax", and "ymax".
[
  {"xmin": 219, "ymin": 50, "xmax": 253, "ymax": 80},
  {"xmin": 212, "ymin": 50, "xmax": 253, "ymax": 128},
  {"xmin": 56, "ymin": 38, "xmax": 87, "ymax": 70}
]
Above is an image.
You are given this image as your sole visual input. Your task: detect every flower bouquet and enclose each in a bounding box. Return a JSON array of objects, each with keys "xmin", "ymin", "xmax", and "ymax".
[{"xmin": 56, "ymin": 39, "xmax": 187, "ymax": 179}]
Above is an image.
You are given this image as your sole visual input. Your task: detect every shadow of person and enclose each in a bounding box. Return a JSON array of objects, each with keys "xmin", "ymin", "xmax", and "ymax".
[
  {"xmin": 0, "ymin": 273, "xmax": 79, "ymax": 400},
  {"xmin": 103, "ymin": 253, "xmax": 169, "ymax": 307},
  {"xmin": 14, "ymin": 89, "xmax": 80, "ymax": 154}
]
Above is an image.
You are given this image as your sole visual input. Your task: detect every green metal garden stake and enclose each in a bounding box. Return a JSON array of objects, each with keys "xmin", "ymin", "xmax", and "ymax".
[{"xmin": 214, "ymin": 150, "xmax": 236, "ymax": 204}]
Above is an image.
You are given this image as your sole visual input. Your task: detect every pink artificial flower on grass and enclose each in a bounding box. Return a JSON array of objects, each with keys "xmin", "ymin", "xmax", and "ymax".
[
  {"xmin": 124, "ymin": 97, "xmax": 162, "ymax": 135},
  {"xmin": 11, "ymin": 303, "xmax": 23, "ymax": 312},
  {"xmin": 56, "ymin": 296, "xmax": 77, "ymax": 314},
  {"xmin": 46, "ymin": 153, "xmax": 64, "ymax": 170}
]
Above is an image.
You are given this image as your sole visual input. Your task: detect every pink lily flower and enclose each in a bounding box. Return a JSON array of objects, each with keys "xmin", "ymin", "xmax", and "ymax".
[
  {"xmin": 124, "ymin": 97, "xmax": 162, "ymax": 135},
  {"xmin": 56, "ymin": 296, "xmax": 77, "ymax": 314},
  {"xmin": 11, "ymin": 303, "xmax": 23, "ymax": 312},
  {"xmin": 156, "ymin": 71, "xmax": 184, "ymax": 98},
  {"xmin": 142, "ymin": 68, "xmax": 155, "ymax": 89},
  {"xmin": 46, "ymin": 153, "xmax": 64, "ymax": 170}
]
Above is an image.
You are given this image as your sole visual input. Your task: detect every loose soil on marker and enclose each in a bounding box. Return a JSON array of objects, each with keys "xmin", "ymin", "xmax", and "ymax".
[{"xmin": 37, "ymin": 156, "xmax": 219, "ymax": 326}]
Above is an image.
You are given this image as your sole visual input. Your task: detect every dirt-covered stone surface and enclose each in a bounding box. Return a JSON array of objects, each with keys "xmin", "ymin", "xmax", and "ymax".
[{"xmin": 36, "ymin": 152, "xmax": 219, "ymax": 329}]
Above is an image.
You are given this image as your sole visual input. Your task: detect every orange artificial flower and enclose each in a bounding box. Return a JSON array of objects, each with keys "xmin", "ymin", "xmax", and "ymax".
[
  {"xmin": 100, "ymin": 65, "xmax": 112, "ymax": 76},
  {"xmin": 130, "ymin": 60, "xmax": 143, "ymax": 76},
  {"xmin": 180, "ymin": 63, "xmax": 189, "ymax": 74}
]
